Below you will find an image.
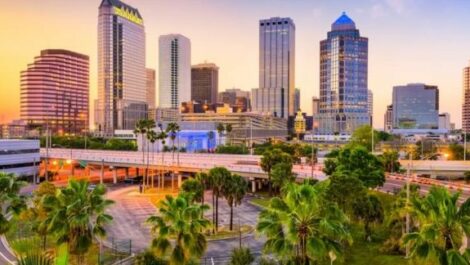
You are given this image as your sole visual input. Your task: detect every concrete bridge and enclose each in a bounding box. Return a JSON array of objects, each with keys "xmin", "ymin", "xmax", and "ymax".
[
  {"xmin": 40, "ymin": 148, "xmax": 323, "ymax": 192},
  {"xmin": 399, "ymin": 160, "xmax": 470, "ymax": 179}
]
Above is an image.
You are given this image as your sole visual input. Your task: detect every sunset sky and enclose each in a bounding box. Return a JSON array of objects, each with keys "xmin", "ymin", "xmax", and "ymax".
[{"xmin": 1, "ymin": 0, "xmax": 469, "ymax": 128}]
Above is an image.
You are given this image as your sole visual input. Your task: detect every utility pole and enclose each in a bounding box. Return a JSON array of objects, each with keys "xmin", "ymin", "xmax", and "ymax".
[{"xmin": 405, "ymin": 151, "xmax": 411, "ymax": 258}]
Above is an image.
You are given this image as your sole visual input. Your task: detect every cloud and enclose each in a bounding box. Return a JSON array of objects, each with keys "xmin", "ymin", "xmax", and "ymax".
[
  {"xmin": 370, "ymin": 4, "xmax": 386, "ymax": 18},
  {"xmin": 385, "ymin": 0, "xmax": 407, "ymax": 14}
]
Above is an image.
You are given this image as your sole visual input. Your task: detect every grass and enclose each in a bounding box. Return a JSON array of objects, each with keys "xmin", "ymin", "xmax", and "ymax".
[
  {"xmin": 251, "ymin": 197, "xmax": 271, "ymax": 208},
  {"xmin": 206, "ymin": 225, "xmax": 253, "ymax": 240}
]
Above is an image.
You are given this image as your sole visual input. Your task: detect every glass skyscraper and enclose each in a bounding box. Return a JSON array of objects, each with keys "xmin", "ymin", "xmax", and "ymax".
[
  {"xmin": 462, "ymin": 62, "xmax": 470, "ymax": 132},
  {"xmin": 20, "ymin": 50, "xmax": 89, "ymax": 135},
  {"xmin": 315, "ymin": 12, "xmax": 369, "ymax": 135},
  {"xmin": 392, "ymin": 83, "xmax": 439, "ymax": 129},
  {"xmin": 96, "ymin": 0, "xmax": 147, "ymax": 135},
  {"xmin": 253, "ymin": 17, "xmax": 295, "ymax": 119}
]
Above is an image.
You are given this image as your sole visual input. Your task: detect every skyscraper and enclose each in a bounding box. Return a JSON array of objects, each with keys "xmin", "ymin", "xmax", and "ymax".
[
  {"xmin": 392, "ymin": 83, "xmax": 439, "ymax": 129},
  {"xmin": 315, "ymin": 12, "xmax": 369, "ymax": 135},
  {"xmin": 146, "ymin": 68, "xmax": 156, "ymax": 110},
  {"xmin": 159, "ymin": 34, "xmax": 191, "ymax": 110},
  {"xmin": 294, "ymin": 88, "xmax": 301, "ymax": 112},
  {"xmin": 253, "ymin": 17, "xmax": 295, "ymax": 119},
  {"xmin": 191, "ymin": 62, "xmax": 219, "ymax": 104},
  {"xmin": 368, "ymin": 89, "xmax": 373, "ymax": 126},
  {"xmin": 20, "ymin": 50, "xmax": 89, "ymax": 135},
  {"xmin": 384, "ymin": 105, "xmax": 393, "ymax": 132},
  {"xmin": 219, "ymin": 88, "xmax": 251, "ymax": 112},
  {"xmin": 463, "ymin": 62, "xmax": 470, "ymax": 132},
  {"xmin": 96, "ymin": 0, "xmax": 147, "ymax": 135}
]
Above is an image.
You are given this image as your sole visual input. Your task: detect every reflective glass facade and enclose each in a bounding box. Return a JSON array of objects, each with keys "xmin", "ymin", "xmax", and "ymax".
[
  {"xmin": 463, "ymin": 63, "xmax": 470, "ymax": 132},
  {"xmin": 255, "ymin": 17, "xmax": 295, "ymax": 119},
  {"xmin": 20, "ymin": 50, "xmax": 89, "ymax": 135},
  {"xmin": 97, "ymin": 0, "xmax": 146, "ymax": 135},
  {"xmin": 392, "ymin": 84, "xmax": 439, "ymax": 129},
  {"xmin": 315, "ymin": 12, "xmax": 369, "ymax": 135}
]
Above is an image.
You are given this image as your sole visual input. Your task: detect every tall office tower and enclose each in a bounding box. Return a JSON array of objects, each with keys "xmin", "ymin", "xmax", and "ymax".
[
  {"xmin": 20, "ymin": 49, "xmax": 89, "ymax": 135},
  {"xmin": 159, "ymin": 34, "xmax": 191, "ymax": 110},
  {"xmin": 146, "ymin": 68, "xmax": 156, "ymax": 110},
  {"xmin": 384, "ymin": 105, "xmax": 393, "ymax": 132},
  {"xmin": 463, "ymin": 62, "xmax": 470, "ymax": 132},
  {"xmin": 254, "ymin": 17, "xmax": 295, "ymax": 118},
  {"xmin": 312, "ymin": 97, "xmax": 320, "ymax": 133},
  {"xmin": 97, "ymin": 0, "xmax": 147, "ymax": 135},
  {"xmin": 392, "ymin": 83, "xmax": 439, "ymax": 129},
  {"xmin": 294, "ymin": 88, "xmax": 301, "ymax": 112},
  {"xmin": 314, "ymin": 12, "xmax": 369, "ymax": 135},
  {"xmin": 191, "ymin": 62, "xmax": 219, "ymax": 104},
  {"xmin": 368, "ymin": 89, "xmax": 373, "ymax": 126}
]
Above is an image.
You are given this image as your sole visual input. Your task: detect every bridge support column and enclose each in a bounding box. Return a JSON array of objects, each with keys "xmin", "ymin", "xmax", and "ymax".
[
  {"xmin": 100, "ymin": 160, "xmax": 104, "ymax": 184},
  {"xmin": 251, "ymin": 178, "xmax": 256, "ymax": 193},
  {"xmin": 258, "ymin": 180, "xmax": 262, "ymax": 190},
  {"xmin": 136, "ymin": 168, "xmax": 140, "ymax": 177},
  {"xmin": 113, "ymin": 168, "xmax": 118, "ymax": 184},
  {"xmin": 125, "ymin": 168, "xmax": 129, "ymax": 180},
  {"xmin": 178, "ymin": 174, "xmax": 182, "ymax": 188}
]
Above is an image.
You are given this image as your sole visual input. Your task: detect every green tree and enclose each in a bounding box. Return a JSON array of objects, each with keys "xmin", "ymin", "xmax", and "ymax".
[
  {"xmin": 216, "ymin": 123, "xmax": 225, "ymax": 145},
  {"xmin": 181, "ymin": 178, "xmax": 204, "ymax": 204},
  {"xmin": 226, "ymin": 124, "xmax": 233, "ymax": 144},
  {"xmin": 260, "ymin": 148, "xmax": 292, "ymax": 196},
  {"xmin": 147, "ymin": 195, "xmax": 210, "ymax": 265},
  {"xmin": 257, "ymin": 183, "xmax": 351, "ymax": 264},
  {"xmin": 0, "ymin": 172, "xmax": 26, "ymax": 234},
  {"xmin": 327, "ymin": 172, "xmax": 366, "ymax": 214},
  {"xmin": 147, "ymin": 129, "xmax": 158, "ymax": 188},
  {"xmin": 30, "ymin": 182, "xmax": 57, "ymax": 250},
  {"xmin": 380, "ymin": 151, "xmax": 401, "ymax": 173},
  {"xmin": 208, "ymin": 167, "xmax": 231, "ymax": 232},
  {"xmin": 465, "ymin": 171, "xmax": 470, "ymax": 184},
  {"xmin": 229, "ymin": 247, "xmax": 254, "ymax": 265},
  {"xmin": 41, "ymin": 180, "xmax": 114, "ymax": 264},
  {"xmin": 352, "ymin": 194, "xmax": 384, "ymax": 241},
  {"xmin": 270, "ymin": 162, "xmax": 295, "ymax": 194},
  {"xmin": 157, "ymin": 129, "xmax": 168, "ymax": 188},
  {"xmin": 404, "ymin": 186, "xmax": 470, "ymax": 265},
  {"xmin": 222, "ymin": 174, "xmax": 248, "ymax": 230},
  {"xmin": 135, "ymin": 250, "xmax": 168, "ymax": 265},
  {"xmin": 17, "ymin": 252, "xmax": 54, "ymax": 265},
  {"xmin": 134, "ymin": 119, "xmax": 150, "ymax": 165},
  {"xmin": 166, "ymin": 122, "xmax": 180, "ymax": 189},
  {"xmin": 349, "ymin": 125, "xmax": 379, "ymax": 151}
]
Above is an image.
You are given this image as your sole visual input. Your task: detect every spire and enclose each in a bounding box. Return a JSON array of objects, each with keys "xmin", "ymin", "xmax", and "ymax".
[{"xmin": 332, "ymin": 12, "xmax": 356, "ymax": 31}]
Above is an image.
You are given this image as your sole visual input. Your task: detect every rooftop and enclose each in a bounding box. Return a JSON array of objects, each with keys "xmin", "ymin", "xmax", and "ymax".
[{"xmin": 332, "ymin": 12, "xmax": 356, "ymax": 31}]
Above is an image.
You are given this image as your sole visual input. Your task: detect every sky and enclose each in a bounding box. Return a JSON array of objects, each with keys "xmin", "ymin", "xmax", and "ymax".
[{"xmin": 1, "ymin": 0, "xmax": 470, "ymax": 129}]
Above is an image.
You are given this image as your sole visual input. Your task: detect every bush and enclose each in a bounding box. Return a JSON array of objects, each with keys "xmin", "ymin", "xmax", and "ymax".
[
  {"xmin": 229, "ymin": 247, "xmax": 254, "ymax": 265},
  {"xmin": 216, "ymin": 145, "xmax": 249, "ymax": 154}
]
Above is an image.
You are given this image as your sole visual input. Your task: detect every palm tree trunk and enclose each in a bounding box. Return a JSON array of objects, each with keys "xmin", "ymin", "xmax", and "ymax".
[
  {"xmin": 215, "ymin": 194, "xmax": 219, "ymax": 232},
  {"xmin": 230, "ymin": 204, "xmax": 234, "ymax": 231},
  {"xmin": 212, "ymin": 192, "xmax": 215, "ymax": 234}
]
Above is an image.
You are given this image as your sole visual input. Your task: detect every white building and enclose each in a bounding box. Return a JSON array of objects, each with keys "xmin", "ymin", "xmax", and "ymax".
[
  {"xmin": 439, "ymin": 113, "xmax": 451, "ymax": 131},
  {"xmin": 159, "ymin": 34, "xmax": 191, "ymax": 110},
  {"xmin": 0, "ymin": 140, "xmax": 39, "ymax": 177}
]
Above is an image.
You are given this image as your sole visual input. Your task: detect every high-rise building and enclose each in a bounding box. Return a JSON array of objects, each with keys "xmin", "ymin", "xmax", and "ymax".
[
  {"xmin": 191, "ymin": 62, "xmax": 219, "ymax": 104},
  {"xmin": 159, "ymin": 34, "xmax": 191, "ymax": 110},
  {"xmin": 96, "ymin": 0, "xmax": 147, "ymax": 135},
  {"xmin": 312, "ymin": 97, "xmax": 320, "ymax": 133},
  {"xmin": 20, "ymin": 49, "xmax": 89, "ymax": 135},
  {"xmin": 368, "ymin": 89, "xmax": 373, "ymax": 126},
  {"xmin": 384, "ymin": 105, "xmax": 393, "ymax": 132},
  {"xmin": 463, "ymin": 62, "xmax": 470, "ymax": 132},
  {"xmin": 253, "ymin": 17, "xmax": 295, "ymax": 119},
  {"xmin": 392, "ymin": 83, "xmax": 439, "ymax": 129},
  {"xmin": 218, "ymin": 88, "xmax": 251, "ymax": 112},
  {"xmin": 314, "ymin": 12, "xmax": 369, "ymax": 135},
  {"xmin": 146, "ymin": 68, "xmax": 156, "ymax": 110},
  {"xmin": 294, "ymin": 88, "xmax": 301, "ymax": 112},
  {"xmin": 439, "ymin": 113, "xmax": 451, "ymax": 131}
]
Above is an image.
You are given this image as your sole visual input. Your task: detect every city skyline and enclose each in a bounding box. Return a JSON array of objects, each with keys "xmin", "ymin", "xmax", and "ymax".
[{"xmin": 1, "ymin": 0, "xmax": 470, "ymax": 129}]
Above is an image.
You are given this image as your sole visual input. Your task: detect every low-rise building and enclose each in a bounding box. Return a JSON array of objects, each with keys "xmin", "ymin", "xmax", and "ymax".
[{"xmin": 0, "ymin": 140, "xmax": 40, "ymax": 177}]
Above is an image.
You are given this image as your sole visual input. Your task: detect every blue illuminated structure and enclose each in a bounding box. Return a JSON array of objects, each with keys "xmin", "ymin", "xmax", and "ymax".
[{"xmin": 177, "ymin": 131, "xmax": 217, "ymax": 152}]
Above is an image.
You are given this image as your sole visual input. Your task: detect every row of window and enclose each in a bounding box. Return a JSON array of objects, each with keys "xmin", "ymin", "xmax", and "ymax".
[{"xmin": 0, "ymin": 149, "xmax": 39, "ymax": 155}]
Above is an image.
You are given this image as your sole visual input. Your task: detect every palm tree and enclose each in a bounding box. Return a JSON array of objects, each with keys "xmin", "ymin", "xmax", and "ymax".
[
  {"xmin": 147, "ymin": 129, "xmax": 158, "ymax": 188},
  {"xmin": 229, "ymin": 247, "xmax": 254, "ymax": 265},
  {"xmin": 30, "ymin": 181, "xmax": 57, "ymax": 250},
  {"xmin": 216, "ymin": 123, "xmax": 225, "ymax": 145},
  {"xmin": 270, "ymin": 162, "xmax": 295, "ymax": 195},
  {"xmin": 17, "ymin": 252, "xmax": 54, "ymax": 265},
  {"xmin": 181, "ymin": 178, "xmax": 204, "ymax": 203},
  {"xmin": 226, "ymin": 124, "xmax": 233, "ymax": 145},
  {"xmin": 208, "ymin": 167, "xmax": 231, "ymax": 232},
  {"xmin": 222, "ymin": 174, "xmax": 248, "ymax": 230},
  {"xmin": 257, "ymin": 183, "xmax": 351, "ymax": 264},
  {"xmin": 0, "ymin": 172, "xmax": 26, "ymax": 234},
  {"xmin": 41, "ymin": 180, "xmax": 114, "ymax": 264},
  {"xmin": 134, "ymin": 119, "xmax": 149, "ymax": 165},
  {"xmin": 195, "ymin": 172, "xmax": 210, "ymax": 209},
  {"xmin": 404, "ymin": 186, "xmax": 470, "ymax": 264},
  {"xmin": 207, "ymin": 131, "xmax": 215, "ymax": 152},
  {"xmin": 147, "ymin": 194, "xmax": 210, "ymax": 265},
  {"xmin": 166, "ymin": 122, "xmax": 180, "ymax": 190},
  {"xmin": 157, "ymin": 128, "xmax": 168, "ymax": 189}
]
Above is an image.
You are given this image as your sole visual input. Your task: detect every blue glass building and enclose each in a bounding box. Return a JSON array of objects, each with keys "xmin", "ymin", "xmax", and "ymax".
[{"xmin": 315, "ymin": 12, "xmax": 369, "ymax": 135}]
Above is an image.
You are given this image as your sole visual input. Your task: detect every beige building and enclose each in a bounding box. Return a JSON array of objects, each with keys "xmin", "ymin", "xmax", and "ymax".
[
  {"xmin": 463, "ymin": 62, "xmax": 470, "ymax": 132},
  {"xmin": 146, "ymin": 68, "xmax": 156, "ymax": 110}
]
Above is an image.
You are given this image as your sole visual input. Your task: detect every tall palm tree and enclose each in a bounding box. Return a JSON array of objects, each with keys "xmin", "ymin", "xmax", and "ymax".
[
  {"xmin": 0, "ymin": 172, "xmax": 26, "ymax": 234},
  {"xmin": 147, "ymin": 129, "xmax": 158, "ymax": 188},
  {"xmin": 157, "ymin": 130, "xmax": 168, "ymax": 189},
  {"xmin": 404, "ymin": 186, "xmax": 470, "ymax": 264},
  {"xmin": 222, "ymin": 174, "xmax": 248, "ymax": 231},
  {"xmin": 207, "ymin": 131, "xmax": 215, "ymax": 152},
  {"xmin": 216, "ymin": 123, "xmax": 225, "ymax": 145},
  {"xmin": 208, "ymin": 167, "xmax": 231, "ymax": 233},
  {"xmin": 134, "ymin": 119, "xmax": 149, "ymax": 165},
  {"xmin": 41, "ymin": 180, "xmax": 114, "ymax": 264},
  {"xmin": 260, "ymin": 149, "xmax": 292, "ymax": 196},
  {"xmin": 257, "ymin": 183, "xmax": 351, "ymax": 264},
  {"xmin": 147, "ymin": 194, "xmax": 210, "ymax": 265},
  {"xmin": 225, "ymin": 124, "xmax": 233, "ymax": 145},
  {"xmin": 195, "ymin": 172, "xmax": 210, "ymax": 208},
  {"xmin": 166, "ymin": 122, "xmax": 180, "ymax": 190}
]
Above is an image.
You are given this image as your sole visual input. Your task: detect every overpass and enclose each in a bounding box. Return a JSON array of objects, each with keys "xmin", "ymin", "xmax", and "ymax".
[
  {"xmin": 399, "ymin": 160, "xmax": 470, "ymax": 179},
  {"xmin": 40, "ymin": 148, "xmax": 324, "ymax": 192}
]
